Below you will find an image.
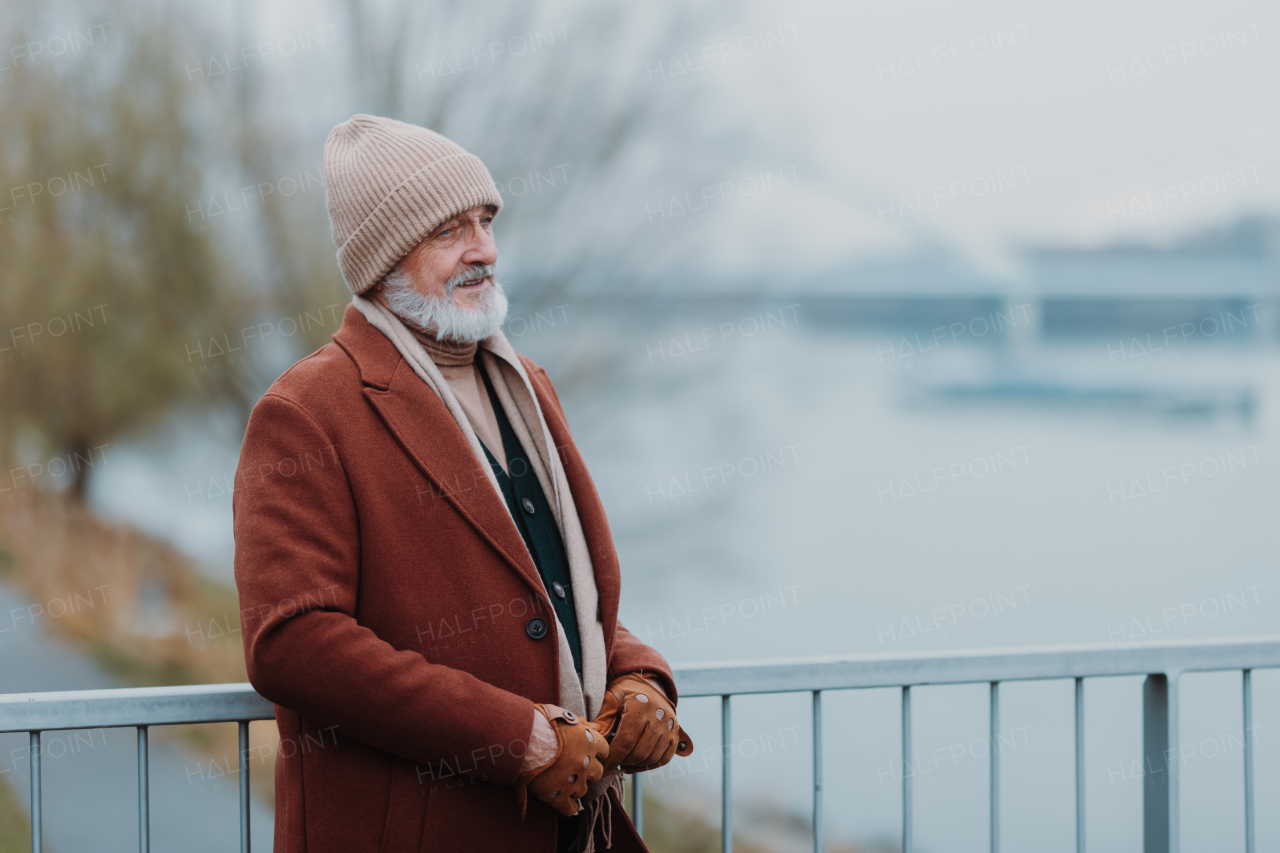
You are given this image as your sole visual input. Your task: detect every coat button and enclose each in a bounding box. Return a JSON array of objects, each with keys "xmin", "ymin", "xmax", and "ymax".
[
  {"xmin": 525, "ymin": 617, "xmax": 548, "ymax": 639},
  {"xmin": 553, "ymin": 581, "xmax": 566, "ymax": 599},
  {"xmin": 521, "ymin": 497, "xmax": 536, "ymax": 514}
]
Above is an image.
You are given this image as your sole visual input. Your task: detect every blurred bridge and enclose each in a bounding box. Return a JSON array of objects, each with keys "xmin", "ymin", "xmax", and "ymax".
[
  {"xmin": 2, "ymin": 637, "xmax": 1278, "ymax": 853},
  {"xmin": 609, "ymin": 216, "xmax": 1280, "ymax": 344}
]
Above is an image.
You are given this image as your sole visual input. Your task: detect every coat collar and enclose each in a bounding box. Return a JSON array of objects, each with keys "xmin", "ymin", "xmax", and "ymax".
[{"xmin": 332, "ymin": 303, "xmax": 398, "ymax": 390}]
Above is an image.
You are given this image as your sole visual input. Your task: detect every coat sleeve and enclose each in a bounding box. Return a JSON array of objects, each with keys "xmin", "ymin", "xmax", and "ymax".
[{"xmin": 232, "ymin": 392, "xmax": 534, "ymax": 785}]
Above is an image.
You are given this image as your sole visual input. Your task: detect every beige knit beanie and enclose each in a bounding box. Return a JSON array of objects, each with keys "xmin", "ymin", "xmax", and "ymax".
[{"xmin": 323, "ymin": 114, "xmax": 503, "ymax": 295}]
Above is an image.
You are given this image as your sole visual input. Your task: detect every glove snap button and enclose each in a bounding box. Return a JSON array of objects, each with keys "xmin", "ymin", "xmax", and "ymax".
[
  {"xmin": 525, "ymin": 617, "xmax": 549, "ymax": 639},
  {"xmin": 563, "ymin": 709, "xmax": 577, "ymax": 723}
]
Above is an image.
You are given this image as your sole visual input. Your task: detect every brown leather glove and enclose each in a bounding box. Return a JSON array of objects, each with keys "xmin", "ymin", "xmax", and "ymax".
[
  {"xmin": 591, "ymin": 672, "xmax": 693, "ymax": 772},
  {"xmin": 515, "ymin": 704, "xmax": 610, "ymax": 818}
]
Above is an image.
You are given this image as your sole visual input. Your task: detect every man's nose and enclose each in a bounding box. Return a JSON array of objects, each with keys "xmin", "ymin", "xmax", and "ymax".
[{"xmin": 462, "ymin": 227, "xmax": 498, "ymax": 267}]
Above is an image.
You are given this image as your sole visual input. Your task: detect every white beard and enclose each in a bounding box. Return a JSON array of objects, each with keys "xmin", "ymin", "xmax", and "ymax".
[{"xmin": 381, "ymin": 262, "xmax": 509, "ymax": 343}]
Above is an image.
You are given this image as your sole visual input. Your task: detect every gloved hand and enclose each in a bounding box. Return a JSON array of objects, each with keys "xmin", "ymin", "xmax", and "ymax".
[
  {"xmin": 591, "ymin": 672, "xmax": 693, "ymax": 772},
  {"xmin": 515, "ymin": 704, "xmax": 610, "ymax": 818}
]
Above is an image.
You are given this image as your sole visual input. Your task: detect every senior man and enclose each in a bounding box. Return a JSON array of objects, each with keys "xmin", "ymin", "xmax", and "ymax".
[{"xmin": 233, "ymin": 114, "xmax": 691, "ymax": 853}]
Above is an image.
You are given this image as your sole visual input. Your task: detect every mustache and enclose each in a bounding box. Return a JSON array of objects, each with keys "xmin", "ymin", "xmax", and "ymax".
[{"xmin": 443, "ymin": 264, "xmax": 496, "ymax": 294}]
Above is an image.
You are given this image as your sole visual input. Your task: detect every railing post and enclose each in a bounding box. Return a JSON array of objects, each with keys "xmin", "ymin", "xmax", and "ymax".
[
  {"xmin": 1075, "ymin": 677, "xmax": 1085, "ymax": 853},
  {"xmin": 138, "ymin": 725, "xmax": 150, "ymax": 853},
  {"xmin": 902, "ymin": 686, "xmax": 912, "ymax": 853},
  {"xmin": 239, "ymin": 720, "xmax": 250, "ymax": 853},
  {"xmin": 29, "ymin": 731, "xmax": 41, "ymax": 853},
  {"xmin": 721, "ymin": 695, "xmax": 732, "ymax": 853},
  {"xmin": 990, "ymin": 682, "xmax": 999, "ymax": 853},
  {"xmin": 1243, "ymin": 670, "xmax": 1254, "ymax": 853},
  {"xmin": 812, "ymin": 690, "xmax": 823, "ymax": 853},
  {"xmin": 631, "ymin": 772, "xmax": 643, "ymax": 837},
  {"xmin": 1143, "ymin": 673, "xmax": 1179, "ymax": 853}
]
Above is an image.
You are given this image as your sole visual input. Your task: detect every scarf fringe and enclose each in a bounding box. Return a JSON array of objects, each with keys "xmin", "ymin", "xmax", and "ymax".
[{"xmin": 571, "ymin": 771, "xmax": 624, "ymax": 853}]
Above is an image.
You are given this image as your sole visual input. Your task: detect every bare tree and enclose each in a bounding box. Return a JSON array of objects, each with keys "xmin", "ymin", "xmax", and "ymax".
[
  {"xmin": 0, "ymin": 5, "xmax": 257, "ymax": 498},
  {"xmin": 330, "ymin": 0, "xmax": 770, "ymax": 306}
]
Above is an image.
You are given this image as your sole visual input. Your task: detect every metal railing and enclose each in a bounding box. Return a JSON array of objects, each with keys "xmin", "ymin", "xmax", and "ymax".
[
  {"xmin": 0, "ymin": 683, "xmax": 272, "ymax": 853},
  {"xmin": 2, "ymin": 636, "xmax": 1277, "ymax": 853},
  {"xmin": 668, "ymin": 636, "xmax": 1280, "ymax": 853}
]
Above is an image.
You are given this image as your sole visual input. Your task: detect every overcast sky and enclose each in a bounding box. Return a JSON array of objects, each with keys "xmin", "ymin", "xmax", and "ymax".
[
  {"xmin": 238, "ymin": 0, "xmax": 1279, "ymax": 279},
  {"xmin": 725, "ymin": 0, "xmax": 1279, "ymax": 271}
]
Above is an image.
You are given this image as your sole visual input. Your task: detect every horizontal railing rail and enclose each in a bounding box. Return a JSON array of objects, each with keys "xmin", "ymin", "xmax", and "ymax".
[
  {"xmin": 670, "ymin": 635, "xmax": 1280, "ymax": 696},
  {"xmin": 0, "ymin": 683, "xmax": 273, "ymax": 733},
  {"xmin": 1, "ymin": 636, "xmax": 1277, "ymax": 853}
]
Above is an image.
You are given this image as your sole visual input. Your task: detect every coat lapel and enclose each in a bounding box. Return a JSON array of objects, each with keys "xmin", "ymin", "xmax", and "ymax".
[{"xmin": 333, "ymin": 306, "xmax": 545, "ymax": 596}]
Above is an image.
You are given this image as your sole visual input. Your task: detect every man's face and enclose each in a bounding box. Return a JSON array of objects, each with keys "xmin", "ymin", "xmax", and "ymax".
[
  {"xmin": 372, "ymin": 204, "xmax": 508, "ymax": 342},
  {"xmin": 377, "ymin": 204, "xmax": 498, "ymax": 309}
]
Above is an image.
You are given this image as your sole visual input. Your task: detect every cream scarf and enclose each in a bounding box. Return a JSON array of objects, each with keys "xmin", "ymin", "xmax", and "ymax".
[{"xmin": 352, "ymin": 295, "xmax": 608, "ymax": 720}]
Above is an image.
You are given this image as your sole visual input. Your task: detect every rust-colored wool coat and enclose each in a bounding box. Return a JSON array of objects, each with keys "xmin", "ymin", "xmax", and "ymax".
[{"xmin": 232, "ymin": 305, "xmax": 674, "ymax": 853}]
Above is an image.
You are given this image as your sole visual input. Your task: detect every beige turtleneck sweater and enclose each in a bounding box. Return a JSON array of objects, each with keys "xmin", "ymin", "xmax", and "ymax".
[{"xmin": 409, "ymin": 329, "xmax": 507, "ymax": 474}]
